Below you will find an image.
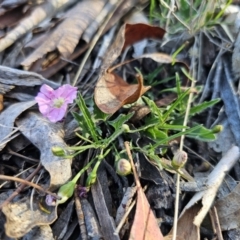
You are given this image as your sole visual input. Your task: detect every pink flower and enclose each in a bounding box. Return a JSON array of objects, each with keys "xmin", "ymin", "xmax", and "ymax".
[{"xmin": 35, "ymin": 84, "xmax": 77, "ymax": 122}]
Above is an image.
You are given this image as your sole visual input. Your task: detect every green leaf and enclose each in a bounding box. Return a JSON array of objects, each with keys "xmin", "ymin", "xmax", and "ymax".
[
  {"xmin": 75, "ymin": 94, "xmax": 98, "ymax": 142},
  {"xmin": 144, "ymin": 127, "xmax": 168, "ymax": 141},
  {"xmin": 93, "ymin": 103, "xmax": 109, "ymax": 122},
  {"xmin": 162, "ymin": 88, "xmax": 190, "ymax": 121},
  {"xmin": 189, "ymin": 98, "xmax": 220, "ymax": 116},
  {"xmin": 151, "ymin": 124, "xmax": 203, "ymax": 147},
  {"xmin": 186, "ymin": 124, "xmax": 216, "ymax": 141},
  {"xmin": 159, "ymin": 124, "xmax": 188, "ymax": 130},
  {"xmin": 108, "ymin": 113, "xmax": 134, "ymax": 130},
  {"xmin": 143, "ymin": 96, "xmax": 163, "ymax": 123}
]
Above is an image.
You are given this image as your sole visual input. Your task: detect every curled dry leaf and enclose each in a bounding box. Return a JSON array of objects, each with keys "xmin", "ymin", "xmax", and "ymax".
[
  {"xmin": 16, "ymin": 112, "xmax": 72, "ymax": 190},
  {"xmin": 21, "ymin": 0, "xmax": 106, "ymax": 68},
  {"xmin": 94, "ymin": 23, "xmax": 166, "ymax": 114},
  {"xmin": 95, "ymin": 72, "xmax": 150, "ymax": 114}
]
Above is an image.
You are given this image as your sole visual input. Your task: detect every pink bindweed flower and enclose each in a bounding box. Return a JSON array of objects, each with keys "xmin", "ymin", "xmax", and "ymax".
[{"xmin": 35, "ymin": 84, "xmax": 77, "ymax": 122}]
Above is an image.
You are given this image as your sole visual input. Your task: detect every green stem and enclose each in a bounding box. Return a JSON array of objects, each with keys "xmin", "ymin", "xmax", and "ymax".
[{"xmin": 72, "ymin": 157, "xmax": 96, "ymax": 184}]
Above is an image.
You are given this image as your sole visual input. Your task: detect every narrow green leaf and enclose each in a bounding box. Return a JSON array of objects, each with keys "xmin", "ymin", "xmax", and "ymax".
[
  {"xmin": 162, "ymin": 88, "xmax": 190, "ymax": 121},
  {"xmin": 75, "ymin": 94, "xmax": 98, "ymax": 142},
  {"xmin": 152, "ymin": 124, "xmax": 203, "ymax": 147},
  {"xmin": 159, "ymin": 124, "xmax": 188, "ymax": 130},
  {"xmin": 108, "ymin": 113, "xmax": 134, "ymax": 130},
  {"xmin": 143, "ymin": 96, "xmax": 163, "ymax": 123},
  {"xmin": 144, "ymin": 127, "xmax": 168, "ymax": 141},
  {"xmin": 186, "ymin": 124, "xmax": 216, "ymax": 141},
  {"xmin": 189, "ymin": 98, "xmax": 220, "ymax": 116}
]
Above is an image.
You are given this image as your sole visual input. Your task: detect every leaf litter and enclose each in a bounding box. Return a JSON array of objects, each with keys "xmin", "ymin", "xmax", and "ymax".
[{"xmin": 0, "ymin": 1, "xmax": 240, "ymax": 239}]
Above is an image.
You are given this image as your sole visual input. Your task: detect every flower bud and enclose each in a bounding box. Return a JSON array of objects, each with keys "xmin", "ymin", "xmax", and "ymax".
[
  {"xmin": 86, "ymin": 171, "xmax": 97, "ymax": 188},
  {"xmin": 116, "ymin": 158, "xmax": 132, "ymax": 176},
  {"xmin": 57, "ymin": 181, "xmax": 75, "ymax": 204},
  {"xmin": 122, "ymin": 124, "xmax": 130, "ymax": 132},
  {"xmin": 45, "ymin": 194, "xmax": 57, "ymax": 206},
  {"xmin": 52, "ymin": 146, "xmax": 65, "ymax": 156},
  {"xmin": 171, "ymin": 150, "xmax": 188, "ymax": 169},
  {"xmin": 211, "ymin": 125, "xmax": 223, "ymax": 133}
]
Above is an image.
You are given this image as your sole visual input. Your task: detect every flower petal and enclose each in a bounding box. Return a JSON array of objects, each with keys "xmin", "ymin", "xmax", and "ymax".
[
  {"xmin": 40, "ymin": 84, "xmax": 55, "ymax": 100},
  {"xmin": 54, "ymin": 84, "xmax": 77, "ymax": 104},
  {"xmin": 46, "ymin": 105, "xmax": 67, "ymax": 122}
]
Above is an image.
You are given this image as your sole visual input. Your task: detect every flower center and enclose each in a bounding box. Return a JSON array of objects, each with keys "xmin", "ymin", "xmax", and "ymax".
[{"xmin": 53, "ymin": 98, "xmax": 65, "ymax": 108}]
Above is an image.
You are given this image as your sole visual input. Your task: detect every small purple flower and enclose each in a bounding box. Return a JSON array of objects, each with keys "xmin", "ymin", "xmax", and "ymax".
[
  {"xmin": 45, "ymin": 194, "xmax": 57, "ymax": 206},
  {"xmin": 77, "ymin": 185, "xmax": 89, "ymax": 198},
  {"xmin": 35, "ymin": 84, "xmax": 77, "ymax": 122}
]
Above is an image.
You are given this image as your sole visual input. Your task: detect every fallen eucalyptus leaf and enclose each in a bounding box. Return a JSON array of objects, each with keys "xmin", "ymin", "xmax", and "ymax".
[
  {"xmin": 0, "ymin": 195, "xmax": 57, "ymax": 239},
  {"xmin": 179, "ymin": 146, "xmax": 239, "ymax": 230},
  {"xmin": 16, "ymin": 112, "xmax": 72, "ymax": 189},
  {"xmin": 0, "ymin": 100, "xmax": 36, "ymax": 151}
]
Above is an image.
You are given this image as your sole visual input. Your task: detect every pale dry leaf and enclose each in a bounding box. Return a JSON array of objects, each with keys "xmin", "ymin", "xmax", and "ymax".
[
  {"xmin": 16, "ymin": 112, "xmax": 72, "ymax": 190},
  {"xmin": 115, "ymin": 186, "xmax": 137, "ymax": 225},
  {"xmin": 21, "ymin": 0, "xmax": 106, "ymax": 67},
  {"xmin": 139, "ymin": 52, "xmax": 174, "ymax": 64},
  {"xmin": 91, "ymin": 178, "xmax": 120, "ymax": 240},
  {"xmin": 22, "ymin": 225, "xmax": 54, "ymax": 240},
  {"xmin": 215, "ymin": 183, "xmax": 240, "ymax": 231},
  {"xmin": 82, "ymin": 0, "xmax": 117, "ymax": 43},
  {"xmin": 0, "ymin": 100, "xmax": 36, "ymax": 151},
  {"xmin": 166, "ymin": 204, "xmax": 201, "ymax": 240},
  {"xmin": 0, "ymin": 65, "xmax": 59, "ymax": 88},
  {"xmin": 1, "ymin": 196, "xmax": 57, "ymax": 238},
  {"xmin": 0, "ymin": 4, "xmax": 30, "ymax": 29},
  {"xmin": 179, "ymin": 146, "xmax": 240, "ymax": 228},
  {"xmin": 0, "ymin": 0, "xmax": 76, "ymax": 52}
]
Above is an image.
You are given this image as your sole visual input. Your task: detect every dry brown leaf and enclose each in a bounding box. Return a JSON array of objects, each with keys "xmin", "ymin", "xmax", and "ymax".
[
  {"xmin": 95, "ymin": 72, "xmax": 150, "ymax": 114},
  {"xmin": 165, "ymin": 204, "xmax": 201, "ymax": 240},
  {"xmin": 0, "ymin": 0, "xmax": 75, "ymax": 52},
  {"xmin": 82, "ymin": 0, "xmax": 118, "ymax": 43},
  {"xmin": 94, "ymin": 23, "xmax": 166, "ymax": 114},
  {"xmin": 215, "ymin": 183, "xmax": 240, "ymax": 230},
  {"xmin": 0, "ymin": 4, "xmax": 30, "ymax": 29},
  {"xmin": 102, "ymin": 23, "xmax": 165, "ymax": 71},
  {"xmin": 0, "ymin": 94, "xmax": 3, "ymax": 112},
  {"xmin": 21, "ymin": 0, "xmax": 106, "ymax": 68},
  {"xmin": 122, "ymin": 23, "xmax": 165, "ymax": 51},
  {"xmin": 174, "ymin": 146, "xmax": 240, "ymax": 240},
  {"xmin": 125, "ymin": 142, "xmax": 164, "ymax": 240}
]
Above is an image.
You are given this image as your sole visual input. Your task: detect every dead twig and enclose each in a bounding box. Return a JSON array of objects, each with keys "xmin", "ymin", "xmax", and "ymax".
[
  {"xmin": 209, "ymin": 206, "xmax": 224, "ymax": 240},
  {"xmin": 0, "ymin": 167, "xmax": 60, "ymax": 209}
]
